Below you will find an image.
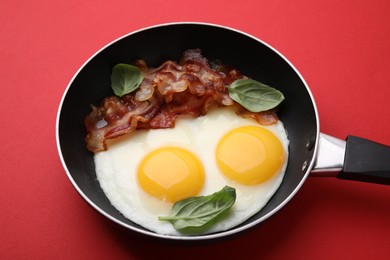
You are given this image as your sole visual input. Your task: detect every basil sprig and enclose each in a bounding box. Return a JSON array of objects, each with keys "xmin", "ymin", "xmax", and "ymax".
[
  {"xmin": 226, "ymin": 79, "xmax": 285, "ymax": 112},
  {"xmin": 158, "ymin": 186, "xmax": 236, "ymax": 234},
  {"xmin": 111, "ymin": 63, "xmax": 144, "ymax": 97}
]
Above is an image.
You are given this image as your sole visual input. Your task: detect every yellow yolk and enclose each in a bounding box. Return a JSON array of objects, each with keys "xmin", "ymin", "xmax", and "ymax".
[
  {"xmin": 216, "ymin": 126, "xmax": 285, "ymax": 185},
  {"xmin": 137, "ymin": 146, "xmax": 205, "ymax": 203}
]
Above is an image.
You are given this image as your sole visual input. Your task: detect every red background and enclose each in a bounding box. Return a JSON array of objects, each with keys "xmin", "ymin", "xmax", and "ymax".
[{"xmin": 1, "ymin": 0, "xmax": 389, "ymax": 259}]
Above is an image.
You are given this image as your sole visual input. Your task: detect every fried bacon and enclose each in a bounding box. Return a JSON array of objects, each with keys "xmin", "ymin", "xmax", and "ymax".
[{"xmin": 85, "ymin": 49, "xmax": 278, "ymax": 152}]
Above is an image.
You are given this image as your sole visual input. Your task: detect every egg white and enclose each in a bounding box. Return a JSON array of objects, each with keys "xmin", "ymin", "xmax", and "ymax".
[{"xmin": 94, "ymin": 107, "xmax": 289, "ymax": 236}]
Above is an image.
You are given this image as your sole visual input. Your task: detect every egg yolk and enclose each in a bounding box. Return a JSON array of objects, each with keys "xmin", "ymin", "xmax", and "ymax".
[
  {"xmin": 137, "ymin": 146, "xmax": 205, "ymax": 203},
  {"xmin": 216, "ymin": 126, "xmax": 285, "ymax": 185}
]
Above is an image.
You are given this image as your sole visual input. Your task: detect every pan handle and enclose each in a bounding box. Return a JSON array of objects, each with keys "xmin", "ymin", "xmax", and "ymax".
[{"xmin": 311, "ymin": 133, "xmax": 390, "ymax": 185}]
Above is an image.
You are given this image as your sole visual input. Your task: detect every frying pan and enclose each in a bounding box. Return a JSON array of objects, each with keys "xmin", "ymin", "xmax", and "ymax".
[{"xmin": 56, "ymin": 22, "xmax": 390, "ymax": 241}]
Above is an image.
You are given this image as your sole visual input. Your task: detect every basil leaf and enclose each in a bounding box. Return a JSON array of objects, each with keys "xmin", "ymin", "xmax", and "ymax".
[
  {"xmin": 227, "ymin": 79, "xmax": 285, "ymax": 112},
  {"xmin": 111, "ymin": 63, "xmax": 143, "ymax": 97},
  {"xmin": 158, "ymin": 186, "xmax": 236, "ymax": 234}
]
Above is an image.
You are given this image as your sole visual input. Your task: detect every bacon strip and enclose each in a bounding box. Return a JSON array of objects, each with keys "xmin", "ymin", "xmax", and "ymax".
[{"xmin": 85, "ymin": 49, "xmax": 278, "ymax": 152}]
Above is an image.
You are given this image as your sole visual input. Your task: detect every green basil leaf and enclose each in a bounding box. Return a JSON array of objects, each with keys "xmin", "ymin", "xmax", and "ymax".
[
  {"xmin": 227, "ymin": 79, "xmax": 285, "ymax": 112},
  {"xmin": 111, "ymin": 63, "xmax": 143, "ymax": 97},
  {"xmin": 158, "ymin": 186, "xmax": 236, "ymax": 234}
]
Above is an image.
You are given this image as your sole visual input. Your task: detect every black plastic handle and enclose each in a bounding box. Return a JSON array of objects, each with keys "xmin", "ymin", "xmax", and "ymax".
[{"xmin": 338, "ymin": 136, "xmax": 390, "ymax": 185}]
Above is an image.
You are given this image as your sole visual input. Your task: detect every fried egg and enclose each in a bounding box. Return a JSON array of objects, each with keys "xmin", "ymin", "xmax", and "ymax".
[{"xmin": 94, "ymin": 107, "xmax": 289, "ymax": 236}]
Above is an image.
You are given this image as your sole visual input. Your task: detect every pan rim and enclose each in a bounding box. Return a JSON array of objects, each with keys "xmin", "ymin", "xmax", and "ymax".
[{"xmin": 55, "ymin": 21, "xmax": 320, "ymax": 241}]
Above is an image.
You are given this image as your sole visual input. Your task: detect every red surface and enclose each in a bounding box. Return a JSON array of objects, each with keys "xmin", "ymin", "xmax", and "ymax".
[{"xmin": 1, "ymin": 0, "xmax": 389, "ymax": 259}]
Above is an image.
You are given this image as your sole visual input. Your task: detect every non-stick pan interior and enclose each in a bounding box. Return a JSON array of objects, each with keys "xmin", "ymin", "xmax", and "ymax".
[{"xmin": 57, "ymin": 23, "xmax": 319, "ymax": 239}]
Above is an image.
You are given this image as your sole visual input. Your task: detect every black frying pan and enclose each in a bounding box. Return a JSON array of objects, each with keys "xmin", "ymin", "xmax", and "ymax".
[{"xmin": 56, "ymin": 22, "xmax": 390, "ymax": 241}]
